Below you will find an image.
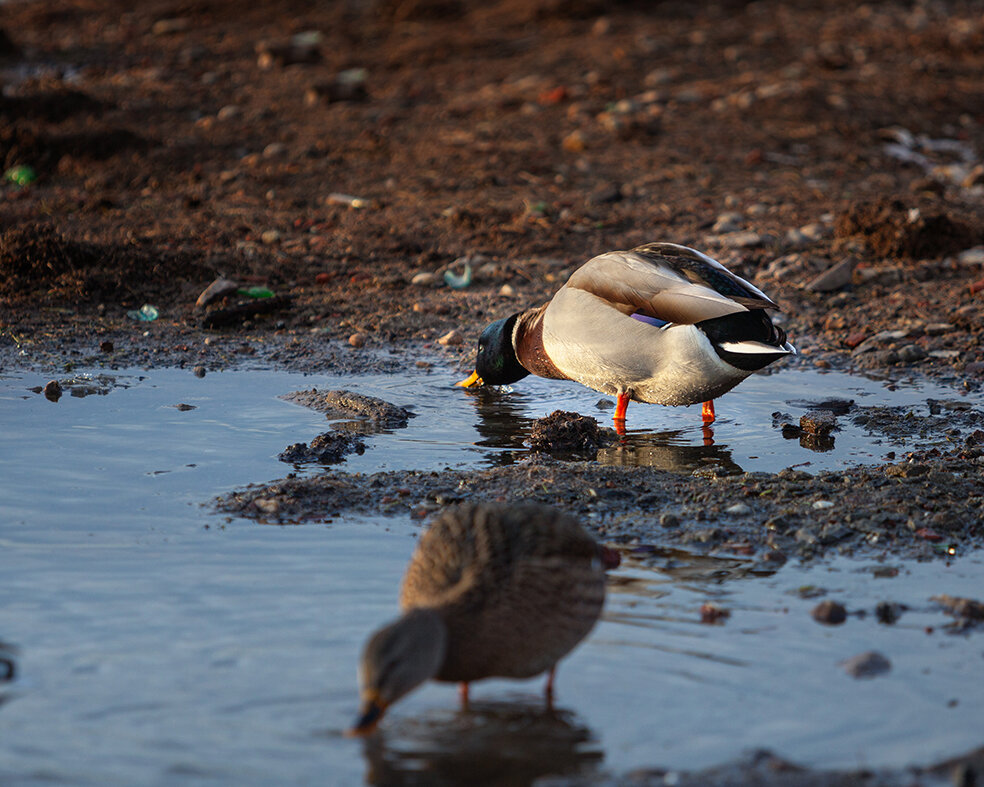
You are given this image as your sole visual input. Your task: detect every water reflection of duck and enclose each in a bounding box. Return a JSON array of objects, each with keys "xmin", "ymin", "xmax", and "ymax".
[
  {"xmin": 360, "ymin": 698, "xmax": 602, "ymax": 787},
  {"xmin": 349, "ymin": 503, "xmax": 616, "ymax": 735},
  {"xmin": 458, "ymin": 242, "xmax": 794, "ymax": 432},
  {"xmin": 464, "ymin": 386, "xmax": 536, "ymax": 466},
  {"xmin": 597, "ymin": 428, "xmax": 743, "ymax": 474}
]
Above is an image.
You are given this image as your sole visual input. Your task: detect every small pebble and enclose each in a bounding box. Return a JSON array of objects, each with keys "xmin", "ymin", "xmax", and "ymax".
[
  {"xmin": 262, "ymin": 142, "xmax": 288, "ymax": 159},
  {"xmin": 840, "ymin": 650, "xmax": 891, "ymax": 679},
  {"xmin": 152, "ymin": 17, "xmax": 190, "ymax": 35},
  {"xmin": 561, "ymin": 130, "xmax": 587, "ymax": 153},
  {"xmin": 499, "ymin": 284, "xmax": 515, "ymax": 297},
  {"xmin": 659, "ymin": 512, "xmax": 680, "ymax": 528},
  {"xmin": 700, "ymin": 602, "xmax": 731, "ymax": 624},
  {"xmin": 806, "ymin": 258, "xmax": 854, "ymax": 292},
  {"xmin": 725, "ymin": 502, "xmax": 752, "ymax": 516},
  {"xmin": 812, "ymin": 599, "xmax": 847, "ymax": 624},
  {"xmin": 411, "ymin": 272, "xmax": 437, "ymax": 286},
  {"xmin": 253, "ymin": 498, "xmax": 280, "ymax": 514},
  {"xmin": 784, "ymin": 228, "xmax": 810, "ymax": 247},
  {"xmin": 193, "ymin": 366, "xmax": 206, "ymax": 378},
  {"xmin": 812, "ymin": 500, "xmax": 835, "ymax": 509},
  {"xmin": 99, "ymin": 340, "xmax": 114, "ymax": 353},
  {"xmin": 438, "ymin": 329, "xmax": 463, "ymax": 346},
  {"xmin": 718, "ymin": 230, "xmax": 762, "ymax": 249},
  {"xmin": 196, "ymin": 277, "xmax": 240, "ymax": 309},
  {"xmin": 260, "ymin": 229, "xmax": 281, "ymax": 245},
  {"xmin": 957, "ymin": 246, "xmax": 984, "ymax": 266},
  {"xmin": 326, "ymin": 193, "xmax": 369, "ymax": 208},
  {"xmin": 799, "ymin": 222, "xmax": 829, "ymax": 240},
  {"xmin": 348, "ymin": 333, "xmax": 366, "ymax": 348},
  {"xmin": 43, "ymin": 380, "xmax": 63, "ymax": 402},
  {"xmin": 712, "ymin": 212, "xmax": 744, "ymax": 233},
  {"xmin": 897, "ymin": 344, "xmax": 926, "ymax": 363}
]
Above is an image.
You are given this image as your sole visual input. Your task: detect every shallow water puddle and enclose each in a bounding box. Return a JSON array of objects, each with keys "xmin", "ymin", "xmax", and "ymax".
[{"xmin": 1, "ymin": 365, "xmax": 983, "ymax": 784}]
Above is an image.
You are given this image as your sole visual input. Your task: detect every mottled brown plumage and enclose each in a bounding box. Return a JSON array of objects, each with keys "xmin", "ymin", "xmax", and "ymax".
[{"xmin": 350, "ymin": 503, "xmax": 610, "ymax": 734}]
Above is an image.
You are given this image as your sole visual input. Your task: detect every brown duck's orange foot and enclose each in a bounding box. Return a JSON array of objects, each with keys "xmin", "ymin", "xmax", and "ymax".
[
  {"xmin": 459, "ymin": 682, "xmax": 470, "ymax": 709},
  {"xmin": 544, "ymin": 666, "xmax": 556, "ymax": 710},
  {"xmin": 702, "ymin": 400, "xmax": 716, "ymax": 424}
]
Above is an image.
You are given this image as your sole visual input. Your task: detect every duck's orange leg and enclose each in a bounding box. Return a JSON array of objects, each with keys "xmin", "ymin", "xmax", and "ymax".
[
  {"xmin": 459, "ymin": 682, "xmax": 470, "ymax": 709},
  {"xmin": 702, "ymin": 400, "xmax": 716, "ymax": 425},
  {"xmin": 614, "ymin": 392, "xmax": 630, "ymax": 435},
  {"xmin": 544, "ymin": 666, "xmax": 556, "ymax": 709}
]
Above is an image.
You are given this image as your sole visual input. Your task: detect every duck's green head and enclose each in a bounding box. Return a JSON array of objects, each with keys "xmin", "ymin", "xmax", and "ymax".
[{"xmin": 456, "ymin": 314, "xmax": 530, "ymax": 387}]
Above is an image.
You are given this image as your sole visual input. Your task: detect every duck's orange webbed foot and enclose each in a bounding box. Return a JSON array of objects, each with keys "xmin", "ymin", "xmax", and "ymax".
[
  {"xmin": 614, "ymin": 392, "xmax": 630, "ymax": 435},
  {"xmin": 701, "ymin": 400, "xmax": 716, "ymax": 425}
]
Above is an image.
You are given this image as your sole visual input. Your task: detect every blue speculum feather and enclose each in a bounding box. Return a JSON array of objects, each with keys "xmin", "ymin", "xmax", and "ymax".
[
  {"xmin": 700, "ymin": 268, "xmax": 754, "ymax": 298},
  {"xmin": 631, "ymin": 313, "xmax": 669, "ymax": 328}
]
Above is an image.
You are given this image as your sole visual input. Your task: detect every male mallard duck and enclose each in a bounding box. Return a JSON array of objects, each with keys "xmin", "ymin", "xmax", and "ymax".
[
  {"xmin": 349, "ymin": 502, "xmax": 617, "ymax": 735},
  {"xmin": 457, "ymin": 242, "xmax": 795, "ymax": 428}
]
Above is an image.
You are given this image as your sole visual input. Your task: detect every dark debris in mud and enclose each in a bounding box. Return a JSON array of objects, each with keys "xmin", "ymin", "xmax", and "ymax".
[
  {"xmin": 931, "ymin": 594, "xmax": 984, "ymax": 634},
  {"xmin": 279, "ymin": 431, "xmax": 367, "ymax": 465},
  {"xmin": 526, "ymin": 410, "xmax": 617, "ymax": 455}
]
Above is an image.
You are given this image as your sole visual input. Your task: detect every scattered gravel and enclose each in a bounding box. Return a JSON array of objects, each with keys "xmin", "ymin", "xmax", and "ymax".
[
  {"xmin": 840, "ymin": 651, "xmax": 892, "ymax": 679},
  {"xmin": 811, "ymin": 600, "xmax": 848, "ymax": 625}
]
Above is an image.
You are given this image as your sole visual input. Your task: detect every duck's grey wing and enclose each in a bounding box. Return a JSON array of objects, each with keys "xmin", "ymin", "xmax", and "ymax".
[{"xmin": 566, "ymin": 244, "xmax": 778, "ymax": 325}]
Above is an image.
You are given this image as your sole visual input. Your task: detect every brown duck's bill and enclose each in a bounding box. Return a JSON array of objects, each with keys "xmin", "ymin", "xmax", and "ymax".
[
  {"xmin": 346, "ymin": 698, "xmax": 387, "ymax": 737},
  {"xmin": 455, "ymin": 370, "xmax": 483, "ymax": 388}
]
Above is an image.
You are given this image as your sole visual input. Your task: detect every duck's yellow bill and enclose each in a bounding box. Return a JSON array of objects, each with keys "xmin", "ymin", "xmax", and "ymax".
[{"xmin": 455, "ymin": 370, "xmax": 483, "ymax": 388}]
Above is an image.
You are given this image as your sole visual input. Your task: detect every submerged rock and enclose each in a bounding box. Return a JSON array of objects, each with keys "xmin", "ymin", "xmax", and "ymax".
[
  {"xmin": 282, "ymin": 389, "xmax": 414, "ymax": 429},
  {"xmin": 840, "ymin": 650, "xmax": 891, "ymax": 679},
  {"xmin": 800, "ymin": 411, "xmax": 837, "ymax": 436},
  {"xmin": 811, "ymin": 599, "xmax": 847, "ymax": 625}
]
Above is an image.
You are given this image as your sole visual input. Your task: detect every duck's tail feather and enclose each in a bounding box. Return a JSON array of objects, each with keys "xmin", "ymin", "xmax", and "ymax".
[{"xmin": 698, "ymin": 310, "xmax": 796, "ymax": 371}]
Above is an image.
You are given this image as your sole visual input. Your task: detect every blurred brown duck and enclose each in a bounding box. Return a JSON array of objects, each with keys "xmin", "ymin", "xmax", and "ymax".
[{"xmin": 349, "ymin": 502, "xmax": 618, "ymax": 735}]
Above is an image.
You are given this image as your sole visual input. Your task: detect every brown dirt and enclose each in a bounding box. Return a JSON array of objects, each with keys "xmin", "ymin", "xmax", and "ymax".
[
  {"xmin": 834, "ymin": 198, "xmax": 979, "ymax": 259},
  {"xmin": 1, "ymin": 0, "xmax": 983, "ymax": 378}
]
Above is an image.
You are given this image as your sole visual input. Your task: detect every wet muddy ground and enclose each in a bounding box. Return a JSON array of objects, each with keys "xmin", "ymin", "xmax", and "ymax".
[{"xmin": 3, "ymin": 0, "xmax": 984, "ymax": 783}]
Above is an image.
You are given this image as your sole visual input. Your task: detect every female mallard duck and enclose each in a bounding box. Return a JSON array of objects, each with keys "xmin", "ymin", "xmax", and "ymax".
[
  {"xmin": 349, "ymin": 502, "xmax": 617, "ymax": 735},
  {"xmin": 457, "ymin": 242, "xmax": 795, "ymax": 428}
]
